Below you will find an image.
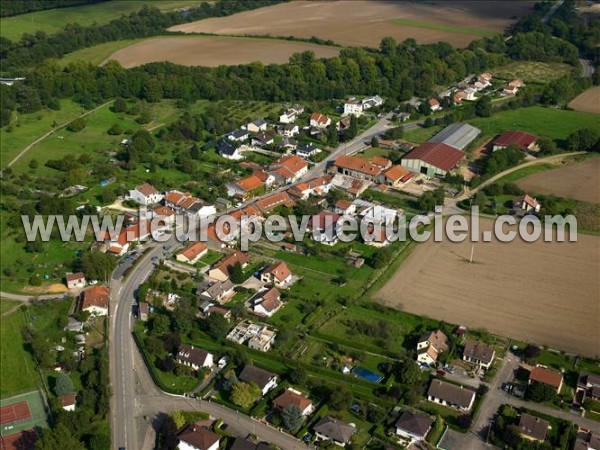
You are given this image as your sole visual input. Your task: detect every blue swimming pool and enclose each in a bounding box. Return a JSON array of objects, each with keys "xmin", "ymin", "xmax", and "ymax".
[{"xmin": 351, "ymin": 366, "xmax": 383, "ymax": 383}]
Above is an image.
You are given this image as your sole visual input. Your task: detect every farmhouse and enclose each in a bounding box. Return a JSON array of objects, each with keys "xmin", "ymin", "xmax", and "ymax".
[
  {"xmin": 428, "ymin": 123, "xmax": 481, "ymax": 150},
  {"xmin": 310, "ymin": 112, "xmax": 331, "ymax": 128},
  {"xmin": 176, "ymin": 242, "xmax": 208, "ymax": 265},
  {"xmin": 177, "ymin": 424, "xmax": 221, "ymax": 450},
  {"xmin": 80, "ymin": 286, "xmax": 110, "ymax": 316},
  {"xmin": 208, "ymin": 252, "xmax": 249, "ymax": 282},
  {"xmin": 462, "ymin": 340, "xmax": 495, "ymax": 370},
  {"xmin": 245, "ymin": 119, "xmax": 267, "ymax": 133},
  {"xmin": 128, "ymin": 182, "xmax": 163, "ymax": 205},
  {"xmin": 65, "ymin": 272, "xmax": 86, "ymax": 289},
  {"xmin": 428, "ymin": 98, "xmax": 441, "ymax": 112},
  {"xmin": 513, "ymin": 194, "xmax": 541, "ymax": 213},
  {"xmin": 261, "ymin": 261, "xmax": 293, "ymax": 288},
  {"xmin": 381, "ymin": 165, "xmax": 413, "ymax": 187},
  {"xmin": 427, "ymin": 380, "xmax": 475, "ymax": 412},
  {"xmin": 227, "ymin": 174, "xmax": 264, "ymax": 199},
  {"xmin": 249, "ymin": 288, "xmax": 283, "ymax": 317},
  {"xmin": 176, "ymin": 344, "xmax": 213, "ymax": 371},
  {"xmin": 417, "ymin": 329, "xmax": 449, "ymax": 366},
  {"xmin": 296, "ymin": 143, "xmax": 320, "ymax": 159},
  {"xmin": 518, "ymin": 413, "xmax": 550, "ymax": 442},
  {"xmin": 529, "ymin": 366, "xmax": 563, "ymax": 392},
  {"xmin": 395, "ymin": 411, "xmax": 433, "ymax": 442},
  {"xmin": 255, "ymin": 191, "xmax": 296, "ymax": 214},
  {"xmin": 238, "ymin": 365, "xmax": 278, "ymax": 396},
  {"xmin": 272, "ymin": 388, "xmax": 314, "ymax": 416},
  {"xmin": 492, "ymin": 130, "xmax": 538, "ymax": 152},
  {"xmin": 313, "ymin": 416, "xmax": 356, "ymax": 447},
  {"xmin": 331, "ymin": 155, "xmax": 383, "ymax": 182},
  {"xmin": 270, "ymin": 155, "xmax": 308, "ymax": 183},
  {"xmin": 217, "ymin": 139, "xmax": 243, "ymax": 160},
  {"xmin": 401, "ymin": 142, "xmax": 465, "ymax": 177}
]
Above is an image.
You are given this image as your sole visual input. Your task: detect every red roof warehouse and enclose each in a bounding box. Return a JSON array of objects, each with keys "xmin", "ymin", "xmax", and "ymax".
[
  {"xmin": 401, "ymin": 142, "xmax": 465, "ymax": 176},
  {"xmin": 492, "ymin": 131, "xmax": 538, "ymax": 151}
]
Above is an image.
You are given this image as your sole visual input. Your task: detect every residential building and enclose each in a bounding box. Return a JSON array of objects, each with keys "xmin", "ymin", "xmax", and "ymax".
[
  {"xmin": 254, "ymin": 191, "xmax": 296, "ymax": 214},
  {"xmin": 427, "ymin": 380, "xmax": 475, "ymax": 412},
  {"xmin": 59, "ymin": 393, "xmax": 77, "ymax": 412},
  {"xmin": 453, "ymin": 91, "xmax": 468, "ymax": 105},
  {"xmin": 260, "ymin": 261, "xmax": 292, "ymax": 288},
  {"xmin": 278, "ymin": 137, "xmax": 298, "ymax": 152},
  {"xmin": 176, "ymin": 345, "xmax": 213, "ymax": 371},
  {"xmin": 227, "ymin": 129, "xmax": 249, "ymax": 142},
  {"xmin": 370, "ymin": 156, "xmax": 392, "ymax": 171},
  {"xmin": 81, "ymin": 286, "xmax": 109, "ymax": 316},
  {"xmin": 503, "ymin": 79, "xmax": 524, "ymax": 96},
  {"xmin": 362, "ymin": 95, "xmax": 384, "ymax": 110},
  {"xmin": 288, "ymin": 175, "xmax": 332, "ymax": 200},
  {"xmin": 152, "ymin": 205, "xmax": 176, "ymax": 227},
  {"xmin": 353, "ymin": 200, "xmax": 399, "ymax": 225},
  {"xmin": 65, "ymin": 272, "xmax": 86, "ymax": 289},
  {"xmin": 401, "ymin": 142, "xmax": 465, "ymax": 177},
  {"xmin": 576, "ymin": 372, "xmax": 600, "ymax": 403},
  {"xmin": 313, "ymin": 416, "xmax": 356, "ymax": 447},
  {"xmin": 428, "ymin": 123, "xmax": 481, "ymax": 151},
  {"xmin": 343, "ymin": 98, "xmax": 363, "ymax": 117},
  {"xmin": 462, "ymin": 340, "xmax": 496, "ymax": 370},
  {"xmin": 272, "ymin": 388, "xmax": 314, "ymax": 416},
  {"xmin": 138, "ymin": 302, "xmax": 149, "ymax": 321},
  {"xmin": 529, "ymin": 366, "xmax": 564, "ymax": 392},
  {"xmin": 574, "ymin": 431, "xmax": 600, "ymax": 450},
  {"xmin": 246, "ymin": 119, "xmax": 267, "ymax": 133},
  {"xmin": 227, "ymin": 321, "xmax": 277, "ymax": 352},
  {"xmin": 428, "ymin": 98, "xmax": 441, "ymax": 112},
  {"xmin": 270, "ymin": 155, "xmax": 308, "ymax": 183},
  {"xmin": 334, "ymin": 199, "xmax": 355, "ymax": 216},
  {"xmin": 128, "ymin": 182, "xmax": 163, "ymax": 205},
  {"xmin": 395, "ymin": 411, "xmax": 433, "ymax": 441},
  {"xmin": 176, "ymin": 242, "xmax": 208, "ymax": 265},
  {"xmin": 200, "ymin": 280, "xmax": 235, "ymax": 304},
  {"xmin": 330, "ymin": 174, "xmax": 371, "ymax": 197},
  {"xmin": 279, "ymin": 124, "xmax": 299, "ymax": 137},
  {"xmin": 518, "ymin": 413, "xmax": 550, "ymax": 442},
  {"xmin": 296, "ymin": 143, "xmax": 320, "ymax": 159},
  {"xmin": 217, "ymin": 139, "xmax": 243, "ymax": 160},
  {"xmin": 64, "ymin": 317, "xmax": 84, "ymax": 333},
  {"xmin": 513, "ymin": 194, "xmax": 541, "ymax": 213},
  {"xmin": 381, "ymin": 165, "xmax": 413, "ymax": 187},
  {"xmin": 492, "ymin": 130, "xmax": 538, "ymax": 152},
  {"xmin": 164, "ymin": 190, "xmax": 216, "ymax": 219},
  {"xmin": 331, "ymin": 155, "xmax": 383, "ymax": 182},
  {"xmin": 248, "ymin": 327, "xmax": 276, "ymax": 352},
  {"xmin": 251, "ymin": 132, "xmax": 274, "ymax": 147},
  {"xmin": 417, "ymin": 329, "xmax": 449, "ymax": 366},
  {"xmin": 238, "ymin": 365, "xmax": 278, "ymax": 396},
  {"xmin": 309, "ymin": 211, "xmax": 342, "ymax": 246},
  {"xmin": 177, "ymin": 424, "xmax": 221, "ymax": 450},
  {"xmin": 250, "ymin": 288, "xmax": 283, "ymax": 317},
  {"xmin": 226, "ymin": 174, "xmax": 264, "ymax": 199},
  {"xmin": 310, "ymin": 112, "xmax": 331, "ymax": 128},
  {"xmin": 208, "ymin": 251, "xmax": 249, "ymax": 282}
]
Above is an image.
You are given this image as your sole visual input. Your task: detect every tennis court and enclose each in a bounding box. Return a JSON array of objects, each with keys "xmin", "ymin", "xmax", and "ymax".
[{"xmin": 0, "ymin": 391, "xmax": 48, "ymax": 437}]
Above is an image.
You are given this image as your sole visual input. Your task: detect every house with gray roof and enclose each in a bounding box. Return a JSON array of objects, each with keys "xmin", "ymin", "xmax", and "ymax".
[
  {"xmin": 427, "ymin": 380, "xmax": 475, "ymax": 412},
  {"xmin": 313, "ymin": 416, "xmax": 356, "ymax": 447},
  {"xmin": 428, "ymin": 123, "xmax": 481, "ymax": 150}
]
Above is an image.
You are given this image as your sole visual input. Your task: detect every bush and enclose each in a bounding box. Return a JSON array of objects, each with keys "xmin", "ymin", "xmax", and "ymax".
[{"xmin": 66, "ymin": 118, "xmax": 86, "ymax": 132}]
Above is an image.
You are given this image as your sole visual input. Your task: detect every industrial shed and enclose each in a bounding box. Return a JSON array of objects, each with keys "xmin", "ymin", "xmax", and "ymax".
[
  {"xmin": 428, "ymin": 123, "xmax": 481, "ymax": 150},
  {"xmin": 401, "ymin": 142, "xmax": 465, "ymax": 177}
]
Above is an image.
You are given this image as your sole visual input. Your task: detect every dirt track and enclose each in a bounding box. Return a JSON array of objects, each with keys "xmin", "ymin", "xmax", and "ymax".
[
  {"xmin": 377, "ymin": 220, "xmax": 600, "ymax": 357},
  {"xmin": 516, "ymin": 157, "xmax": 600, "ymax": 203},
  {"xmin": 170, "ymin": 1, "xmax": 534, "ymax": 48},
  {"xmin": 106, "ymin": 36, "xmax": 340, "ymax": 68},
  {"xmin": 568, "ymin": 87, "xmax": 600, "ymax": 114}
]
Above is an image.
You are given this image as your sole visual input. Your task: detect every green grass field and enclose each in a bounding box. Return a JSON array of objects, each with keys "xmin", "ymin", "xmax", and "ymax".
[
  {"xmin": 59, "ymin": 39, "xmax": 141, "ymax": 66},
  {"xmin": 0, "ymin": 309, "xmax": 39, "ymax": 397},
  {"xmin": 493, "ymin": 61, "xmax": 575, "ymax": 84},
  {"xmin": 403, "ymin": 125, "xmax": 443, "ymax": 144},
  {"xmin": 0, "ymin": 1, "xmax": 204, "ymax": 41},
  {"xmin": 0, "ymin": 300, "xmax": 22, "ymax": 315},
  {"xmin": 0, "ymin": 390, "xmax": 49, "ymax": 435},
  {"xmin": 468, "ymin": 107, "xmax": 600, "ymax": 141},
  {"xmin": 390, "ymin": 18, "xmax": 498, "ymax": 36}
]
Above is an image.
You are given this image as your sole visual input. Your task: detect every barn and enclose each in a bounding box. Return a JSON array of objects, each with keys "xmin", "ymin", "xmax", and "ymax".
[{"xmin": 401, "ymin": 142, "xmax": 465, "ymax": 177}]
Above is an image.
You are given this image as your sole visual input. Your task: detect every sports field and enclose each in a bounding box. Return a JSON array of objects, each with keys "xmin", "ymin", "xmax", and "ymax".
[
  {"xmin": 377, "ymin": 219, "xmax": 600, "ymax": 357},
  {"xmin": 0, "ymin": 391, "xmax": 49, "ymax": 436},
  {"xmin": 568, "ymin": 87, "xmax": 600, "ymax": 114},
  {"xmin": 170, "ymin": 0, "xmax": 534, "ymax": 48},
  {"xmin": 0, "ymin": 1, "xmax": 204, "ymax": 41},
  {"xmin": 105, "ymin": 36, "xmax": 340, "ymax": 68}
]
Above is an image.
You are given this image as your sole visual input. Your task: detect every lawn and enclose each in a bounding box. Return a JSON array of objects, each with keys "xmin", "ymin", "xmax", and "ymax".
[
  {"xmin": 0, "ymin": 300, "xmax": 22, "ymax": 314},
  {"xmin": 0, "ymin": 1, "xmax": 205, "ymax": 41},
  {"xmin": 390, "ymin": 18, "xmax": 498, "ymax": 37},
  {"xmin": 403, "ymin": 125, "xmax": 443, "ymax": 144},
  {"xmin": 493, "ymin": 163, "xmax": 555, "ymax": 184},
  {"xmin": 59, "ymin": 39, "xmax": 141, "ymax": 66},
  {"xmin": 0, "ymin": 308, "xmax": 39, "ymax": 398},
  {"xmin": 468, "ymin": 107, "xmax": 600, "ymax": 141},
  {"xmin": 356, "ymin": 147, "xmax": 393, "ymax": 159},
  {"xmin": 493, "ymin": 61, "xmax": 575, "ymax": 84}
]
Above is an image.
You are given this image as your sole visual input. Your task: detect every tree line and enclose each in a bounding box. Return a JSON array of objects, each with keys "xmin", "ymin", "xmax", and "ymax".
[{"xmin": 0, "ymin": 0, "xmax": 106, "ymax": 17}]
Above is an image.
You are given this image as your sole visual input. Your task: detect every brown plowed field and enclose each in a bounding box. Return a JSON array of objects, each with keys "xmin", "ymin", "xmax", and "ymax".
[
  {"xmin": 568, "ymin": 87, "xmax": 600, "ymax": 114},
  {"xmin": 516, "ymin": 157, "xmax": 600, "ymax": 203},
  {"xmin": 170, "ymin": 1, "xmax": 535, "ymax": 48},
  {"xmin": 106, "ymin": 36, "xmax": 340, "ymax": 68},
  {"xmin": 377, "ymin": 220, "xmax": 600, "ymax": 357}
]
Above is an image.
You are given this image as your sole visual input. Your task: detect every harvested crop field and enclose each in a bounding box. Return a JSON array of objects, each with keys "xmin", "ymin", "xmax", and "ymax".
[
  {"xmin": 516, "ymin": 157, "xmax": 600, "ymax": 203},
  {"xmin": 568, "ymin": 87, "xmax": 600, "ymax": 114},
  {"xmin": 170, "ymin": 1, "xmax": 535, "ymax": 48},
  {"xmin": 377, "ymin": 220, "xmax": 600, "ymax": 357},
  {"xmin": 106, "ymin": 36, "xmax": 340, "ymax": 68}
]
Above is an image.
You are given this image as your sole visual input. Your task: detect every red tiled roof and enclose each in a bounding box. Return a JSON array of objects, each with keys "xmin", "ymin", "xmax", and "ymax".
[
  {"xmin": 179, "ymin": 242, "xmax": 208, "ymax": 261},
  {"xmin": 276, "ymin": 155, "xmax": 308, "ymax": 175},
  {"xmin": 165, "ymin": 190, "xmax": 189, "ymax": 205},
  {"xmin": 493, "ymin": 131, "xmax": 538, "ymax": 150},
  {"xmin": 135, "ymin": 182, "xmax": 158, "ymax": 196},
  {"xmin": 310, "ymin": 211, "xmax": 341, "ymax": 229},
  {"xmin": 334, "ymin": 155, "xmax": 383, "ymax": 177},
  {"xmin": 255, "ymin": 191, "xmax": 296, "ymax": 212},
  {"xmin": 428, "ymin": 98, "xmax": 440, "ymax": 107},
  {"xmin": 152, "ymin": 205, "xmax": 175, "ymax": 217},
  {"xmin": 383, "ymin": 165, "xmax": 410, "ymax": 182},
  {"xmin": 335, "ymin": 199, "xmax": 352, "ymax": 210},
  {"xmin": 236, "ymin": 175, "xmax": 264, "ymax": 192},
  {"xmin": 66, "ymin": 272, "xmax": 85, "ymax": 283},
  {"xmin": 370, "ymin": 156, "xmax": 392, "ymax": 169},
  {"xmin": 82, "ymin": 286, "xmax": 109, "ymax": 310},
  {"xmin": 529, "ymin": 366, "xmax": 563, "ymax": 389},
  {"xmin": 273, "ymin": 389, "xmax": 312, "ymax": 411},
  {"xmin": 59, "ymin": 393, "xmax": 77, "ymax": 407},
  {"xmin": 403, "ymin": 142, "xmax": 465, "ymax": 172},
  {"xmin": 310, "ymin": 112, "xmax": 330, "ymax": 126},
  {"xmin": 263, "ymin": 262, "xmax": 292, "ymax": 282},
  {"xmin": 214, "ymin": 252, "xmax": 249, "ymax": 277}
]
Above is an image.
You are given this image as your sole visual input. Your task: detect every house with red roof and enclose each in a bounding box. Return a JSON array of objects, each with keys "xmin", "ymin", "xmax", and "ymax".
[
  {"xmin": 250, "ymin": 287, "xmax": 283, "ymax": 317},
  {"xmin": 529, "ymin": 366, "xmax": 564, "ymax": 392},
  {"xmin": 310, "ymin": 112, "xmax": 332, "ymax": 129},
  {"xmin": 128, "ymin": 182, "xmax": 163, "ymax": 205},
  {"xmin": 65, "ymin": 272, "xmax": 86, "ymax": 289},
  {"xmin": 226, "ymin": 174, "xmax": 265, "ymax": 199},
  {"xmin": 270, "ymin": 155, "xmax": 308, "ymax": 183},
  {"xmin": 208, "ymin": 251, "xmax": 250, "ymax": 282},
  {"xmin": 272, "ymin": 388, "xmax": 314, "ymax": 416},
  {"xmin": 309, "ymin": 211, "xmax": 342, "ymax": 246},
  {"xmin": 260, "ymin": 261, "xmax": 293, "ymax": 288},
  {"xmin": 254, "ymin": 191, "xmax": 296, "ymax": 214},
  {"xmin": 514, "ymin": 194, "xmax": 541, "ymax": 213},
  {"xmin": 401, "ymin": 142, "xmax": 465, "ymax": 177},
  {"xmin": 81, "ymin": 286, "xmax": 110, "ymax": 316},
  {"xmin": 176, "ymin": 242, "xmax": 208, "ymax": 265},
  {"xmin": 428, "ymin": 98, "xmax": 441, "ymax": 112},
  {"xmin": 380, "ymin": 165, "xmax": 413, "ymax": 187},
  {"xmin": 492, "ymin": 131, "xmax": 538, "ymax": 152},
  {"xmin": 331, "ymin": 155, "xmax": 383, "ymax": 182}
]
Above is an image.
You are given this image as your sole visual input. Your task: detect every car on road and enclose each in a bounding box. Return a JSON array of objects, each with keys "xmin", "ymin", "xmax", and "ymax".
[
  {"xmin": 151, "ymin": 256, "xmax": 158, "ymax": 261},
  {"xmin": 436, "ymin": 369, "xmax": 446, "ymax": 377}
]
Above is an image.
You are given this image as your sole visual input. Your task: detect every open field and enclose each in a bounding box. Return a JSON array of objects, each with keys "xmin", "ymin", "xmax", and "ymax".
[
  {"xmin": 468, "ymin": 107, "xmax": 600, "ymax": 141},
  {"xmin": 493, "ymin": 61, "xmax": 575, "ymax": 84},
  {"xmin": 0, "ymin": 1, "xmax": 204, "ymax": 41},
  {"xmin": 516, "ymin": 156, "xmax": 600, "ymax": 203},
  {"xmin": 568, "ymin": 87, "xmax": 600, "ymax": 114},
  {"xmin": 170, "ymin": 1, "xmax": 534, "ymax": 48},
  {"xmin": 60, "ymin": 39, "xmax": 140, "ymax": 66},
  {"xmin": 106, "ymin": 35, "xmax": 340, "ymax": 68},
  {"xmin": 376, "ymin": 220, "xmax": 600, "ymax": 357}
]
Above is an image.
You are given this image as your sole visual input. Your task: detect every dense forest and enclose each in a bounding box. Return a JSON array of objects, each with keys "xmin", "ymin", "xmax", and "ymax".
[{"xmin": 0, "ymin": 0, "xmax": 107, "ymax": 17}]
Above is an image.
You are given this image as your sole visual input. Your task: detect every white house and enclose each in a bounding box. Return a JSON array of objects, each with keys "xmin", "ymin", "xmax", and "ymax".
[
  {"xmin": 245, "ymin": 119, "xmax": 267, "ymax": 133},
  {"xmin": 250, "ymin": 288, "xmax": 283, "ymax": 317},
  {"xmin": 176, "ymin": 344, "xmax": 214, "ymax": 371},
  {"xmin": 416, "ymin": 329, "xmax": 449, "ymax": 365},
  {"xmin": 217, "ymin": 140, "xmax": 243, "ymax": 160},
  {"xmin": 428, "ymin": 98, "xmax": 442, "ymax": 112},
  {"xmin": 279, "ymin": 124, "xmax": 299, "ymax": 137},
  {"xmin": 260, "ymin": 262, "xmax": 293, "ymax": 288},
  {"xmin": 128, "ymin": 182, "xmax": 163, "ymax": 206},
  {"xmin": 176, "ymin": 242, "xmax": 208, "ymax": 265},
  {"xmin": 227, "ymin": 129, "xmax": 249, "ymax": 142},
  {"xmin": 238, "ymin": 365, "xmax": 278, "ymax": 396},
  {"xmin": 296, "ymin": 143, "xmax": 320, "ymax": 159},
  {"xmin": 279, "ymin": 110, "xmax": 297, "ymax": 124},
  {"xmin": 395, "ymin": 411, "xmax": 433, "ymax": 442},
  {"xmin": 343, "ymin": 98, "xmax": 363, "ymax": 117},
  {"xmin": 65, "ymin": 272, "xmax": 86, "ymax": 289},
  {"xmin": 310, "ymin": 112, "xmax": 331, "ymax": 129},
  {"xmin": 81, "ymin": 286, "xmax": 109, "ymax": 316},
  {"xmin": 427, "ymin": 380, "xmax": 475, "ymax": 412},
  {"xmin": 361, "ymin": 95, "xmax": 384, "ymax": 110},
  {"xmin": 177, "ymin": 425, "xmax": 221, "ymax": 450}
]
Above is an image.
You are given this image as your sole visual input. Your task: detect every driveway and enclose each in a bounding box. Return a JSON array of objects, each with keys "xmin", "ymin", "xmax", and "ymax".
[{"xmin": 438, "ymin": 429, "xmax": 494, "ymax": 450}]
